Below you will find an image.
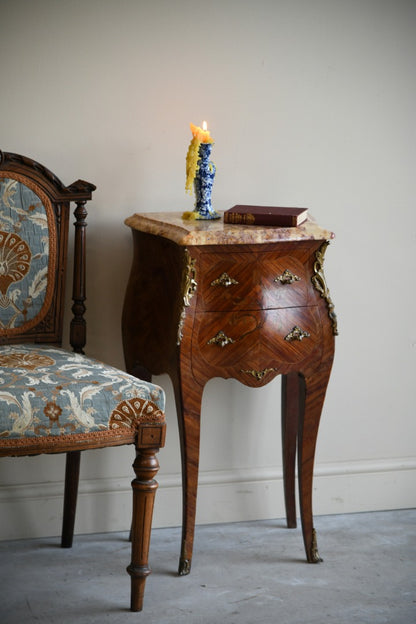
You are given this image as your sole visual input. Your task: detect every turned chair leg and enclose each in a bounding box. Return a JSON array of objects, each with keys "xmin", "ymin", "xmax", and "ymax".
[
  {"xmin": 127, "ymin": 446, "xmax": 161, "ymax": 612},
  {"xmin": 61, "ymin": 450, "xmax": 81, "ymax": 548}
]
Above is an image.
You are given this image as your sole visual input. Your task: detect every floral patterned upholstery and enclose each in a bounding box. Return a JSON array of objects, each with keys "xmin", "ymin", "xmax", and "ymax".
[
  {"xmin": 0, "ymin": 173, "xmax": 167, "ymax": 454},
  {"xmin": 0, "ymin": 153, "xmax": 166, "ymax": 612},
  {"xmin": 0, "ymin": 344, "xmax": 165, "ymax": 453},
  {"xmin": 0, "ymin": 176, "xmax": 53, "ymax": 333}
]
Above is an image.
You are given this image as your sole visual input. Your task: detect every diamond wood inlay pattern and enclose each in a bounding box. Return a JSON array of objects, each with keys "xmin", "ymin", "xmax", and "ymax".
[{"xmin": 123, "ymin": 213, "xmax": 337, "ymax": 576}]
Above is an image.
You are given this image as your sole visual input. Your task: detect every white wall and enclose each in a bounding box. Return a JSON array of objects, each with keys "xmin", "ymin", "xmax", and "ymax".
[{"xmin": 1, "ymin": 0, "xmax": 415, "ymax": 540}]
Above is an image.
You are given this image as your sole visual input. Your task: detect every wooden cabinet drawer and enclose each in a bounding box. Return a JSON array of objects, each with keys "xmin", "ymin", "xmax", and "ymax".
[
  {"xmin": 258, "ymin": 254, "xmax": 310, "ymax": 309},
  {"xmin": 197, "ymin": 252, "xmax": 257, "ymax": 311},
  {"xmin": 197, "ymin": 251, "xmax": 311, "ymax": 311},
  {"xmin": 191, "ymin": 307, "xmax": 322, "ymax": 382}
]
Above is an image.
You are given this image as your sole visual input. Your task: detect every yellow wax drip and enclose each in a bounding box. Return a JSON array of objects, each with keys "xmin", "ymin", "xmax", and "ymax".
[{"xmin": 185, "ymin": 123, "xmax": 214, "ymax": 195}]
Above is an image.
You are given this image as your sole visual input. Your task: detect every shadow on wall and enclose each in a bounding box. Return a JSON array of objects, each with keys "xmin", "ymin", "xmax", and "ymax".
[{"xmin": 64, "ymin": 216, "xmax": 134, "ymax": 368}]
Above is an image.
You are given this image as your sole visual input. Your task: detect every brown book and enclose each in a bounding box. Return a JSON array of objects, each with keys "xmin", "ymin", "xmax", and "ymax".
[{"xmin": 224, "ymin": 205, "xmax": 308, "ymax": 226}]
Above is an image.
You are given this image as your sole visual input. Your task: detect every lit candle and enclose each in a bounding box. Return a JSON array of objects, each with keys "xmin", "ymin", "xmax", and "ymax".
[
  {"xmin": 183, "ymin": 121, "xmax": 219, "ymax": 220},
  {"xmin": 190, "ymin": 121, "xmax": 213, "ymax": 144},
  {"xmin": 185, "ymin": 122, "xmax": 214, "ymax": 194}
]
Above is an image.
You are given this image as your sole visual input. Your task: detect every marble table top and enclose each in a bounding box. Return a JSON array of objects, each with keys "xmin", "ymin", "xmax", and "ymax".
[{"xmin": 125, "ymin": 211, "xmax": 334, "ymax": 246}]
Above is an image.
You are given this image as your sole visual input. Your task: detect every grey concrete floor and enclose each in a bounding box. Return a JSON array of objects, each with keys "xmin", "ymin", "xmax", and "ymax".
[{"xmin": 0, "ymin": 509, "xmax": 415, "ymax": 624}]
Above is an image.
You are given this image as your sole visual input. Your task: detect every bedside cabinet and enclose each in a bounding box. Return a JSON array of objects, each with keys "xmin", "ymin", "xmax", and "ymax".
[{"xmin": 122, "ymin": 212, "xmax": 337, "ymax": 575}]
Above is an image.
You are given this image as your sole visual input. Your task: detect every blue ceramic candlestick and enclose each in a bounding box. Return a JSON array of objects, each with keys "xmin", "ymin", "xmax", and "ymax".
[{"xmin": 193, "ymin": 143, "xmax": 220, "ymax": 220}]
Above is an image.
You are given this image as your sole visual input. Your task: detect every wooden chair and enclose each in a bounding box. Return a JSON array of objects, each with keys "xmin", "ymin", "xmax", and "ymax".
[{"xmin": 0, "ymin": 151, "xmax": 166, "ymax": 612}]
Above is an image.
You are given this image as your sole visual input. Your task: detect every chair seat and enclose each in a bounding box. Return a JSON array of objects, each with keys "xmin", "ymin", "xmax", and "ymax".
[{"xmin": 0, "ymin": 344, "xmax": 165, "ymax": 455}]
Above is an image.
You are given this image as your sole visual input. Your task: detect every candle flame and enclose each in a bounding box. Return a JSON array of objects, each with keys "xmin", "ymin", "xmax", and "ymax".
[{"xmin": 202, "ymin": 120, "xmax": 208, "ymax": 131}]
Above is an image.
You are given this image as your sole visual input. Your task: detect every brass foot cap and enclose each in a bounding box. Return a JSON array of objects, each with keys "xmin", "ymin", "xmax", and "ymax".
[{"xmin": 178, "ymin": 558, "xmax": 191, "ymax": 576}]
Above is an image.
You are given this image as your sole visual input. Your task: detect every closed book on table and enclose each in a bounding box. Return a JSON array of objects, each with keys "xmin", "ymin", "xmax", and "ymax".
[{"xmin": 224, "ymin": 205, "xmax": 308, "ymax": 226}]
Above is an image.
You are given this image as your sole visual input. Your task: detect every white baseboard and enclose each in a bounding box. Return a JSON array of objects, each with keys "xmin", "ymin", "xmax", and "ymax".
[{"xmin": 0, "ymin": 457, "xmax": 415, "ymax": 541}]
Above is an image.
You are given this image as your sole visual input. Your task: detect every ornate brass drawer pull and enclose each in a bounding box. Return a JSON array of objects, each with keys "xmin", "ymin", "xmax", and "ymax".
[
  {"xmin": 210, "ymin": 272, "xmax": 239, "ymax": 288},
  {"xmin": 274, "ymin": 269, "xmax": 301, "ymax": 284},
  {"xmin": 207, "ymin": 330, "xmax": 235, "ymax": 347},
  {"xmin": 241, "ymin": 367, "xmax": 278, "ymax": 381},
  {"xmin": 285, "ymin": 326, "xmax": 310, "ymax": 342}
]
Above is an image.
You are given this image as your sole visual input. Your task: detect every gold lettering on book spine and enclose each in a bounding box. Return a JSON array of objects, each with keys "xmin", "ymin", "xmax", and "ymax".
[{"xmin": 226, "ymin": 212, "xmax": 255, "ymax": 225}]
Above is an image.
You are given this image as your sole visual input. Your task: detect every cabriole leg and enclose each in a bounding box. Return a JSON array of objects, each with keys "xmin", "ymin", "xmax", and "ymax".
[
  {"xmin": 298, "ymin": 366, "xmax": 332, "ymax": 564},
  {"xmin": 172, "ymin": 373, "xmax": 203, "ymax": 576},
  {"xmin": 281, "ymin": 373, "xmax": 300, "ymax": 529}
]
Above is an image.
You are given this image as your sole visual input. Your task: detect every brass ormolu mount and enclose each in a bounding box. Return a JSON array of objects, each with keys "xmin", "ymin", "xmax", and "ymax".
[
  {"xmin": 311, "ymin": 240, "xmax": 338, "ymax": 336},
  {"xmin": 210, "ymin": 272, "xmax": 239, "ymax": 287},
  {"xmin": 274, "ymin": 269, "xmax": 301, "ymax": 284},
  {"xmin": 285, "ymin": 326, "xmax": 310, "ymax": 342},
  {"xmin": 178, "ymin": 250, "xmax": 198, "ymax": 345},
  {"xmin": 241, "ymin": 367, "xmax": 278, "ymax": 382},
  {"xmin": 207, "ymin": 330, "xmax": 235, "ymax": 347},
  {"xmin": 310, "ymin": 528, "xmax": 323, "ymax": 563},
  {"xmin": 183, "ymin": 250, "xmax": 197, "ymax": 306}
]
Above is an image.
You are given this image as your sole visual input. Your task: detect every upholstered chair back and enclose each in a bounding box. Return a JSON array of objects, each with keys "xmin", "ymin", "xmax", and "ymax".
[
  {"xmin": 0, "ymin": 152, "xmax": 166, "ymax": 612},
  {"xmin": 0, "ymin": 152, "xmax": 95, "ymax": 349}
]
